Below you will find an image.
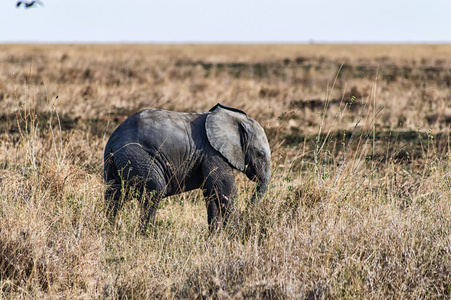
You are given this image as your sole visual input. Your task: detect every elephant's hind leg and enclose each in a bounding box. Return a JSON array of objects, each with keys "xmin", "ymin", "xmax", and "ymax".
[
  {"xmin": 130, "ymin": 164, "xmax": 168, "ymax": 233},
  {"xmin": 106, "ymin": 146, "xmax": 168, "ymax": 233},
  {"xmin": 104, "ymin": 153, "xmax": 122, "ymax": 222},
  {"xmin": 136, "ymin": 177, "xmax": 169, "ymax": 234},
  {"xmin": 139, "ymin": 190, "xmax": 161, "ymax": 233}
]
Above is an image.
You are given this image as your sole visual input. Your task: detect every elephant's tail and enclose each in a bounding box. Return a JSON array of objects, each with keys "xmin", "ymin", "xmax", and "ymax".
[{"xmin": 104, "ymin": 150, "xmax": 117, "ymax": 183}]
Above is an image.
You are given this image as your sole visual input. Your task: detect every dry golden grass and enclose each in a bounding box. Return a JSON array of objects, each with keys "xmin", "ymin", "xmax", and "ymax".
[{"xmin": 1, "ymin": 44, "xmax": 451, "ymax": 298}]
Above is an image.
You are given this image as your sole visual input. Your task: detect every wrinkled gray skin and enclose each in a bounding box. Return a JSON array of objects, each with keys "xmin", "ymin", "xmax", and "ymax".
[{"xmin": 104, "ymin": 103, "xmax": 271, "ymax": 231}]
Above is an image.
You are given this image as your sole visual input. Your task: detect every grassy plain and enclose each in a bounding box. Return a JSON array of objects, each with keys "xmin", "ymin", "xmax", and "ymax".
[{"xmin": 1, "ymin": 44, "xmax": 451, "ymax": 298}]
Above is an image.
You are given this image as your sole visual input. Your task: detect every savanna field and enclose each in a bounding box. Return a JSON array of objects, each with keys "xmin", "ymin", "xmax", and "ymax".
[{"xmin": 1, "ymin": 44, "xmax": 451, "ymax": 298}]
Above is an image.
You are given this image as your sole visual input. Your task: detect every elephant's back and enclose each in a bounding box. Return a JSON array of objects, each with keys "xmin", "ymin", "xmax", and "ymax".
[
  {"xmin": 106, "ymin": 108, "xmax": 207, "ymax": 155},
  {"xmin": 136, "ymin": 108, "xmax": 202, "ymax": 125},
  {"xmin": 136, "ymin": 109, "xmax": 206, "ymax": 150}
]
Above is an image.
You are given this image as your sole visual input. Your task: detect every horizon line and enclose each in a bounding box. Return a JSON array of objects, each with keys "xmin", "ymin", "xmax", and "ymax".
[{"xmin": 1, "ymin": 40, "xmax": 451, "ymax": 45}]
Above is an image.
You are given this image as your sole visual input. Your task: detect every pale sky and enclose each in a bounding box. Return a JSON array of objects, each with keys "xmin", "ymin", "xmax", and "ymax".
[{"xmin": 1, "ymin": 0, "xmax": 451, "ymax": 43}]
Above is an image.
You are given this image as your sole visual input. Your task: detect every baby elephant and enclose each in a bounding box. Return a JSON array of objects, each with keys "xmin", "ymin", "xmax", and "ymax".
[{"xmin": 104, "ymin": 103, "xmax": 271, "ymax": 231}]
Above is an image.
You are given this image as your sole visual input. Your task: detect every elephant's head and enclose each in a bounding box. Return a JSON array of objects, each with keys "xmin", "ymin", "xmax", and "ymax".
[{"xmin": 206, "ymin": 104, "xmax": 271, "ymax": 202}]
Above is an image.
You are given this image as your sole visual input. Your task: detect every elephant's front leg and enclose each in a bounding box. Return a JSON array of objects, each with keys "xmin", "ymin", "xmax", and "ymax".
[
  {"xmin": 203, "ymin": 162, "xmax": 237, "ymax": 230},
  {"xmin": 203, "ymin": 189, "xmax": 219, "ymax": 230}
]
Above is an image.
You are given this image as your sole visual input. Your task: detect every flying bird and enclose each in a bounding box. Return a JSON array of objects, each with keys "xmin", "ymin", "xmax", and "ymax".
[{"xmin": 16, "ymin": 1, "xmax": 44, "ymax": 8}]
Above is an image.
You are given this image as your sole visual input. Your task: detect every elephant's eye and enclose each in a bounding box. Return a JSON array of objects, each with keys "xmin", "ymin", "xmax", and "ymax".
[{"xmin": 257, "ymin": 150, "xmax": 265, "ymax": 158}]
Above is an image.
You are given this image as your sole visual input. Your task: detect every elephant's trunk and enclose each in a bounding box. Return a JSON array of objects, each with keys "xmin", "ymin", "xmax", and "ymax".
[{"xmin": 250, "ymin": 172, "xmax": 270, "ymax": 203}]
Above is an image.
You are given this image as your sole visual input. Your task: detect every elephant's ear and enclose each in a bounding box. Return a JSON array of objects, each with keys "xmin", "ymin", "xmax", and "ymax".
[{"xmin": 206, "ymin": 103, "xmax": 247, "ymax": 171}]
